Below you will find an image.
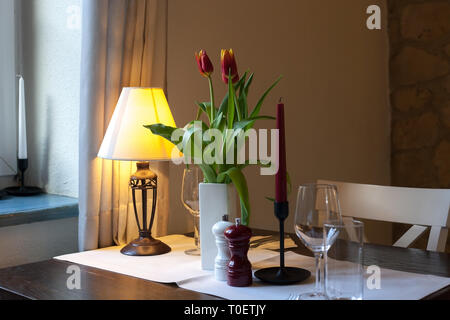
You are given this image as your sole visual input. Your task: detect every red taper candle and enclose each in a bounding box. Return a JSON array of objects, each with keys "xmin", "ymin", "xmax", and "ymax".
[{"xmin": 275, "ymin": 99, "xmax": 287, "ymax": 202}]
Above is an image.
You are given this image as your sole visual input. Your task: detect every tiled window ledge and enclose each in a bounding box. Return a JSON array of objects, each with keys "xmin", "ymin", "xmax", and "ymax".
[{"xmin": 0, "ymin": 193, "xmax": 78, "ymax": 228}]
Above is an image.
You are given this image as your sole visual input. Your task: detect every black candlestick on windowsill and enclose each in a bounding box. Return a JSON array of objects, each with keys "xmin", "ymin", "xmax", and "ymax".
[
  {"xmin": 4, "ymin": 159, "xmax": 43, "ymax": 196},
  {"xmin": 254, "ymin": 201, "xmax": 311, "ymax": 285}
]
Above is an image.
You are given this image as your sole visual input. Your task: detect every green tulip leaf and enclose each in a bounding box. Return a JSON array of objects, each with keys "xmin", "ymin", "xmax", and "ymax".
[
  {"xmin": 196, "ymin": 101, "xmax": 213, "ymax": 124},
  {"xmin": 211, "ymin": 111, "xmax": 224, "ymax": 129},
  {"xmin": 246, "ymin": 115, "xmax": 276, "ymax": 121},
  {"xmin": 234, "ymin": 71, "xmax": 247, "ymax": 93},
  {"xmin": 181, "ymin": 121, "xmax": 208, "ymax": 162},
  {"xmin": 234, "ymin": 91, "xmax": 242, "ymax": 122},
  {"xmin": 249, "ymin": 75, "xmax": 282, "ymax": 120},
  {"xmin": 218, "ymin": 93, "xmax": 228, "ymax": 116},
  {"xmin": 198, "ymin": 164, "xmax": 217, "ymax": 183},
  {"xmin": 195, "ymin": 107, "xmax": 203, "ymax": 121},
  {"xmin": 196, "ymin": 101, "xmax": 208, "ymax": 113},
  {"xmin": 244, "ymin": 73, "xmax": 254, "ymax": 96},
  {"xmin": 239, "ymin": 89, "xmax": 248, "ymax": 118},
  {"xmin": 145, "ymin": 124, "xmax": 181, "ymax": 144},
  {"xmin": 220, "ymin": 167, "xmax": 250, "ymax": 226}
]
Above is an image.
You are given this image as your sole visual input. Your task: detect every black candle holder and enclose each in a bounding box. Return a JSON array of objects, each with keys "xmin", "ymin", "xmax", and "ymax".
[
  {"xmin": 254, "ymin": 201, "xmax": 311, "ymax": 285},
  {"xmin": 4, "ymin": 159, "xmax": 43, "ymax": 196}
]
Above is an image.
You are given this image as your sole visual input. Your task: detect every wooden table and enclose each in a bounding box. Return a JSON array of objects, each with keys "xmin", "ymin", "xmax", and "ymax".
[{"xmin": 0, "ymin": 231, "xmax": 448, "ymax": 300}]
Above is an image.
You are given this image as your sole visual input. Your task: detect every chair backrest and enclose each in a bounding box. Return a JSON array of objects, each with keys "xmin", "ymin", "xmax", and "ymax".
[{"xmin": 317, "ymin": 180, "xmax": 450, "ymax": 252}]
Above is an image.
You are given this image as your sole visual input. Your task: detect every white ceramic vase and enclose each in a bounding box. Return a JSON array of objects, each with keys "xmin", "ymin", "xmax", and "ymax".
[{"xmin": 199, "ymin": 183, "xmax": 237, "ymax": 270}]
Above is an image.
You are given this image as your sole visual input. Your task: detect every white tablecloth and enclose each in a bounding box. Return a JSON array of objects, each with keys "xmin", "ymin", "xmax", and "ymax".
[
  {"xmin": 55, "ymin": 235, "xmax": 450, "ymax": 300},
  {"xmin": 55, "ymin": 235, "xmax": 279, "ymax": 283},
  {"xmin": 177, "ymin": 251, "xmax": 450, "ymax": 300}
]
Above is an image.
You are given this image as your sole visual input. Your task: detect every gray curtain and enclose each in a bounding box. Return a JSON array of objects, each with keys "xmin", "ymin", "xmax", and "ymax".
[{"xmin": 79, "ymin": 0, "xmax": 169, "ymax": 251}]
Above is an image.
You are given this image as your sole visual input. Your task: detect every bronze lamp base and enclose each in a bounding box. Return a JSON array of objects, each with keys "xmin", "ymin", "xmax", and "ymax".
[
  {"xmin": 121, "ymin": 161, "xmax": 171, "ymax": 256},
  {"xmin": 121, "ymin": 235, "xmax": 171, "ymax": 256}
]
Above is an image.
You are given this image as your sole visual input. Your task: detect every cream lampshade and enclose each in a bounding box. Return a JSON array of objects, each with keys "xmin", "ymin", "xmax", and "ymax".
[
  {"xmin": 98, "ymin": 87, "xmax": 181, "ymax": 256},
  {"xmin": 98, "ymin": 87, "xmax": 181, "ymax": 161}
]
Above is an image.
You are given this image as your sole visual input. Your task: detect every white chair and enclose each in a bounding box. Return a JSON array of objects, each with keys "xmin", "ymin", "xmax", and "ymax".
[{"xmin": 318, "ymin": 180, "xmax": 450, "ymax": 252}]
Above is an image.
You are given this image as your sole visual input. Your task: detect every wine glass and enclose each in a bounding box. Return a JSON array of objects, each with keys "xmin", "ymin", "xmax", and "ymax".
[
  {"xmin": 181, "ymin": 167, "xmax": 203, "ymax": 255},
  {"xmin": 294, "ymin": 184, "xmax": 342, "ymax": 300}
]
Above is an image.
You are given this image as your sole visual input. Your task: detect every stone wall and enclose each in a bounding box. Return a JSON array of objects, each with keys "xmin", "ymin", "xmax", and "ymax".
[
  {"xmin": 388, "ymin": 0, "xmax": 450, "ymax": 251},
  {"xmin": 389, "ymin": 0, "xmax": 450, "ymax": 188}
]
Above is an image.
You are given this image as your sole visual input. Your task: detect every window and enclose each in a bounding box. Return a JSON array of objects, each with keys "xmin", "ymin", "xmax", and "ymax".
[
  {"xmin": 0, "ymin": 0, "xmax": 17, "ymax": 177},
  {"xmin": 0, "ymin": 0, "xmax": 81, "ymax": 196}
]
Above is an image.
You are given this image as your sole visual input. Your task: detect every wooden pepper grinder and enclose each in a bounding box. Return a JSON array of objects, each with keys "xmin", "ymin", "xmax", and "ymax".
[
  {"xmin": 224, "ymin": 218, "xmax": 252, "ymax": 287},
  {"xmin": 212, "ymin": 215, "xmax": 234, "ymax": 281}
]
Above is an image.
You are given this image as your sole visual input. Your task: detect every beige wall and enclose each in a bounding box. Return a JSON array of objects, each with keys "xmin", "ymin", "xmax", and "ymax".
[{"xmin": 166, "ymin": 0, "xmax": 391, "ymax": 240}]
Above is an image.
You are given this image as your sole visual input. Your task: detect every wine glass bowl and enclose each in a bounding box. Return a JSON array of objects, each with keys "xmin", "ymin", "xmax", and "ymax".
[
  {"xmin": 294, "ymin": 225, "xmax": 328, "ymax": 252},
  {"xmin": 181, "ymin": 167, "xmax": 203, "ymax": 256}
]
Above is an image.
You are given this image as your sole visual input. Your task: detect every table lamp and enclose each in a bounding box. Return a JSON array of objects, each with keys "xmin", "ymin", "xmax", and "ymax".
[{"xmin": 98, "ymin": 87, "xmax": 181, "ymax": 256}]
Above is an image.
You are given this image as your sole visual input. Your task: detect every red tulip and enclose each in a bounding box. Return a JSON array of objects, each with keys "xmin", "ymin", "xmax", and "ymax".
[
  {"xmin": 195, "ymin": 50, "xmax": 214, "ymax": 77},
  {"xmin": 221, "ymin": 49, "xmax": 239, "ymax": 84}
]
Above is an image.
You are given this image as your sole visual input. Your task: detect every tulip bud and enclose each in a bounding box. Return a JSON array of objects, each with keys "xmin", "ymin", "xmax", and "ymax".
[
  {"xmin": 195, "ymin": 50, "xmax": 214, "ymax": 77},
  {"xmin": 221, "ymin": 49, "xmax": 239, "ymax": 84}
]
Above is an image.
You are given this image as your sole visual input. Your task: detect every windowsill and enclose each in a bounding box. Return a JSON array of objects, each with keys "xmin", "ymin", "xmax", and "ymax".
[{"xmin": 0, "ymin": 193, "xmax": 78, "ymax": 228}]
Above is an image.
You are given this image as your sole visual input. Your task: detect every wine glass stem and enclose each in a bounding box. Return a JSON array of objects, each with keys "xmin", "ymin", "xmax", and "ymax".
[
  {"xmin": 314, "ymin": 252, "xmax": 323, "ymax": 294},
  {"xmin": 193, "ymin": 215, "xmax": 200, "ymax": 249}
]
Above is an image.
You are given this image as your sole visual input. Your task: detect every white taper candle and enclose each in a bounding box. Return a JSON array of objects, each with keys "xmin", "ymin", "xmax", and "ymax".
[{"xmin": 18, "ymin": 76, "xmax": 27, "ymax": 159}]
